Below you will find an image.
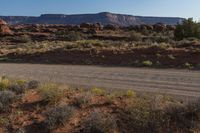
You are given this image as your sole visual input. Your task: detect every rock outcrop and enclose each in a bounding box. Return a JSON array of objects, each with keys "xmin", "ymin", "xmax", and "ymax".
[{"xmin": 0, "ymin": 19, "xmax": 12, "ymax": 35}]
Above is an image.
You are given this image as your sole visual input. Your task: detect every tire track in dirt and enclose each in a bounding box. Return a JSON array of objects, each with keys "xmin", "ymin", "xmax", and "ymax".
[{"xmin": 0, "ymin": 63, "xmax": 199, "ymax": 99}]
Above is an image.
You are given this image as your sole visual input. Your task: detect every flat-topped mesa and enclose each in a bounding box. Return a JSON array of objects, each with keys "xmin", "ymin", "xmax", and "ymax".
[
  {"xmin": 0, "ymin": 12, "xmax": 184, "ymax": 26},
  {"xmin": 0, "ymin": 19, "xmax": 12, "ymax": 35}
]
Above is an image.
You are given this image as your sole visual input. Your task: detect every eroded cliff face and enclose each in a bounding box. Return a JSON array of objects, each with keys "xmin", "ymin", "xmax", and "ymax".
[{"xmin": 0, "ymin": 12, "xmax": 184, "ymax": 26}]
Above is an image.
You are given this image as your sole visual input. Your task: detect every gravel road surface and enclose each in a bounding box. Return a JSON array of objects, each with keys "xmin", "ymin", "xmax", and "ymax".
[{"xmin": 0, "ymin": 63, "xmax": 200, "ymax": 99}]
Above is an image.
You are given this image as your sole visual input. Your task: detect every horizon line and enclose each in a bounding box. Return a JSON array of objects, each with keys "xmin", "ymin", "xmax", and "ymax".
[{"xmin": 0, "ymin": 12, "xmax": 186, "ymax": 19}]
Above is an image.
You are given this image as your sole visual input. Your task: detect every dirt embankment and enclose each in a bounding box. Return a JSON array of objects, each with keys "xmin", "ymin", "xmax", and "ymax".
[{"xmin": 3, "ymin": 46, "xmax": 200, "ymax": 69}]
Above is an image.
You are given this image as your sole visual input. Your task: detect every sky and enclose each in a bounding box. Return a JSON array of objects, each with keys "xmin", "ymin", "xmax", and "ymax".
[{"xmin": 0, "ymin": 0, "xmax": 200, "ymax": 20}]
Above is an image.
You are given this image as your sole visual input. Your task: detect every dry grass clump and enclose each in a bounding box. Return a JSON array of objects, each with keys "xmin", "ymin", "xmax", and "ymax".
[
  {"xmin": 129, "ymin": 31, "xmax": 142, "ymax": 41},
  {"xmin": 0, "ymin": 77, "xmax": 11, "ymax": 91},
  {"xmin": 0, "ymin": 77, "xmax": 27, "ymax": 95},
  {"xmin": 73, "ymin": 92, "xmax": 92, "ymax": 108},
  {"xmin": 13, "ymin": 35, "xmax": 32, "ymax": 43},
  {"xmin": 91, "ymin": 87, "xmax": 106, "ymax": 96},
  {"xmin": 125, "ymin": 90, "xmax": 136, "ymax": 98},
  {"xmin": 56, "ymin": 31, "xmax": 85, "ymax": 41},
  {"xmin": 38, "ymin": 83, "xmax": 63, "ymax": 104},
  {"xmin": 119, "ymin": 97, "xmax": 168, "ymax": 133},
  {"xmin": 105, "ymin": 94, "xmax": 116, "ymax": 105},
  {"xmin": 43, "ymin": 105, "xmax": 75, "ymax": 131}
]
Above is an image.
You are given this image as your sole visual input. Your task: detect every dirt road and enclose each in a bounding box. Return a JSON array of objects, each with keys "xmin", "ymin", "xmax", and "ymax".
[{"xmin": 0, "ymin": 63, "xmax": 200, "ymax": 99}]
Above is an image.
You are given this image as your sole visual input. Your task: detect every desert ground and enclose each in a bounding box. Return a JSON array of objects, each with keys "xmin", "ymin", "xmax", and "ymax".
[{"xmin": 1, "ymin": 18, "xmax": 200, "ymax": 133}]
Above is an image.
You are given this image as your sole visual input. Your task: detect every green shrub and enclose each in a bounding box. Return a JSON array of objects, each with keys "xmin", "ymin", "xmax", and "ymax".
[
  {"xmin": 43, "ymin": 105, "xmax": 75, "ymax": 130},
  {"xmin": 38, "ymin": 83, "xmax": 63, "ymax": 104},
  {"xmin": 175, "ymin": 18, "xmax": 200, "ymax": 40},
  {"xmin": 0, "ymin": 91, "xmax": 16, "ymax": 112},
  {"xmin": 83, "ymin": 111, "xmax": 116, "ymax": 133},
  {"xmin": 142, "ymin": 60, "xmax": 153, "ymax": 67}
]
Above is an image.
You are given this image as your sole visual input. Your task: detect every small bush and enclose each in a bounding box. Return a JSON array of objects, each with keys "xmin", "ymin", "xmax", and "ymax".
[
  {"xmin": 56, "ymin": 31, "xmax": 84, "ymax": 41},
  {"xmin": 38, "ymin": 83, "xmax": 63, "ymax": 104},
  {"xmin": 16, "ymin": 80, "xmax": 26, "ymax": 86},
  {"xmin": 165, "ymin": 99, "xmax": 200, "ymax": 131},
  {"xmin": 168, "ymin": 54, "xmax": 176, "ymax": 60},
  {"xmin": 105, "ymin": 94, "xmax": 115, "ymax": 105},
  {"xmin": 91, "ymin": 88, "xmax": 106, "ymax": 96},
  {"xmin": 43, "ymin": 105, "xmax": 75, "ymax": 130},
  {"xmin": 120, "ymin": 98, "xmax": 167, "ymax": 132},
  {"xmin": 14, "ymin": 35, "xmax": 32, "ymax": 43},
  {"xmin": 9, "ymin": 83, "xmax": 26, "ymax": 95},
  {"xmin": 129, "ymin": 31, "xmax": 142, "ymax": 41},
  {"xmin": 126, "ymin": 90, "xmax": 136, "ymax": 98},
  {"xmin": 123, "ymin": 99, "xmax": 151, "ymax": 127},
  {"xmin": 0, "ymin": 78, "xmax": 11, "ymax": 91},
  {"xmin": 73, "ymin": 92, "xmax": 92, "ymax": 107},
  {"xmin": 28, "ymin": 80, "xmax": 40, "ymax": 89},
  {"xmin": 183, "ymin": 62, "xmax": 193, "ymax": 69},
  {"xmin": 0, "ymin": 116, "xmax": 9, "ymax": 126},
  {"xmin": 165, "ymin": 104, "xmax": 192, "ymax": 130},
  {"xmin": 142, "ymin": 60, "xmax": 153, "ymax": 67},
  {"xmin": 83, "ymin": 111, "xmax": 116, "ymax": 133},
  {"xmin": 77, "ymin": 40, "xmax": 104, "ymax": 48},
  {"xmin": 15, "ymin": 128, "xmax": 26, "ymax": 133},
  {"xmin": 0, "ymin": 91, "xmax": 16, "ymax": 112}
]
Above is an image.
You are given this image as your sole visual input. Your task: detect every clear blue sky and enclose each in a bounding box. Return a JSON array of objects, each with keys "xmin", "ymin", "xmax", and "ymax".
[{"xmin": 1, "ymin": 0, "xmax": 199, "ymax": 20}]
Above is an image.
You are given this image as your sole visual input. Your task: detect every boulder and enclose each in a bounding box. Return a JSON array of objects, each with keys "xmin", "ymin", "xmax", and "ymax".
[
  {"xmin": 153, "ymin": 23, "xmax": 166, "ymax": 32},
  {"xmin": 0, "ymin": 19, "xmax": 7, "ymax": 25},
  {"xmin": 0, "ymin": 19, "xmax": 12, "ymax": 35},
  {"xmin": 80, "ymin": 23, "xmax": 91, "ymax": 29}
]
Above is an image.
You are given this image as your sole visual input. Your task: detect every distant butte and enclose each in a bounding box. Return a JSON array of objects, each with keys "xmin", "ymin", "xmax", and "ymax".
[{"xmin": 0, "ymin": 12, "xmax": 184, "ymax": 26}]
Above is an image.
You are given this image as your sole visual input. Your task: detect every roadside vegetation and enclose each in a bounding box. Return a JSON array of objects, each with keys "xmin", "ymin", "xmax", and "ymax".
[
  {"xmin": 175, "ymin": 18, "xmax": 200, "ymax": 40},
  {"xmin": 0, "ymin": 76, "xmax": 200, "ymax": 133},
  {"xmin": 0, "ymin": 19, "xmax": 200, "ymax": 69}
]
